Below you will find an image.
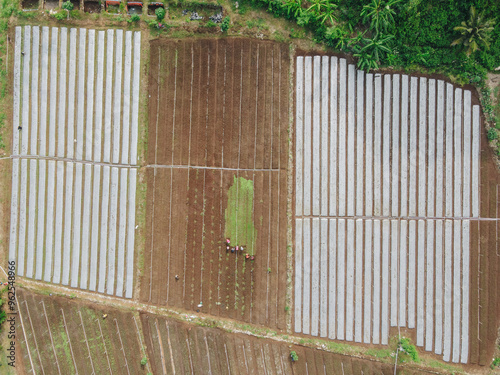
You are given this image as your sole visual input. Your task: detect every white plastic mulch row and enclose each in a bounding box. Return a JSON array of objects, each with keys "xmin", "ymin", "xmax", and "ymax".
[
  {"xmin": 11, "ymin": 26, "xmax": 141, "ymax": 165},
  {"xmin": 294, "ymin": 217, "xmax": 470, "ymax": 363},
  {"xmin": 9, "ymin": 160, "xmax": 137, "ymax": 298},
  {"xmin": 10, "ymin": 26, "xmax": 142, "ymax": 299},
  {"xmin": 294, "ymin": 56, "xmax": 481, "ymax": 364},
  {"xmin": 295, "ymin": 57, "xmax": 481, "ymax": 219}
]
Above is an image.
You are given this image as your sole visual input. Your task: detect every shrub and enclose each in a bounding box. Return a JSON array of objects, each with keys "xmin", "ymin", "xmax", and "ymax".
[
  {"xmin": 62, "ymin": 0, "xmax": 74, "ymax": 11},
  {"xmin": 155, "ymin": 7, "xmax": 165, "ymax": 21},
  {"xmin": 290, "ymin": 351, "xmax": 299, "ymax": 362},
  {"xmin": 130, "ymin": 14, "xmax": 140, "ymax": 23},
  {"xmin": 147, "ymin": 19, "xmax": 159, "ymax": 29},
  {"xmin": 221, "ymin": 16, "xmax": 230, "ymax": 32},
  {"xmin": 492, "ymin": 357, "xmax": 500, "ymax": 369},
  {"xmin": 141, "ymin": 357, "xmax": 147, "ymax": 366},
  {"xmin": 487, "ymin": 128, "xmax": 498, "ymax": 141},
  {"xmin": 54, "ymin": 11, "xmax": 66, "ymax": 20},
  {"xmin": 398, "ymin": 337, "xmax": 419, "ymax": 363},
  {"xmin": 206, "ymin": 20, "xmax": 217, "ymax": 28}
]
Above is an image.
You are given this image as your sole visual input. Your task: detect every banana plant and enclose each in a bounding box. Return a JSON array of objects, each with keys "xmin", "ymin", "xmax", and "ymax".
[
  {"xmin": 306, "ymin": 0, "xmax": 337, "ymax": 25},
  {"xmin": 360, "ymin": 0, "xmax": 401, "ymax": 36},
  {"xmin": 451, "ymin": 6, "xmax": 494, "ymax": 56}
]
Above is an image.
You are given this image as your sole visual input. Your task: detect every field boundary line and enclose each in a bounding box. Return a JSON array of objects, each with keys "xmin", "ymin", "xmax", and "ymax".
[
  {"xmin": 204, "ymin": 335, "xmax": 213, "ymax": 374},
  {"xmin": 154, "ymin": 319, "xmax": 168, "ymax": 374},
  {"xmin": 78, "ymin": 310, "xmax": 96, "ymax": 375},
  {"xmin": 23, "ymin": 301, "xmax": 45, "ymax": 375},
  {"xmin": 167, "ymin": 43, "xmax": 178, "ymax": 305},
  {"xmin": 185, "ymin": 335, "xmax": 194, "ymax": 373},
  {"xmin": 149, "ymin": 46, "xmax": 161, "ymax": 303},
  {"xmin": 16, "ymin": 297, "xmax": 36, "ymax": 374},
  {"xmin": 41, "ymin": 301, "xmax": 62, "ymax": 375},
  {"xmin": 132, "ymin": 315, "xmax": 151, "ymax": 373},
  {"xmin": 10, "ymin": 154, "xmax": 139, "ymax": 168},
  {"xmin": 96, "ymin": 318, "xmax": 113, "ymax": 374},
  {"xmin": 147, "ymin": 164, "xmax": 281, "ymax": 172},
  {"xmin": 223, "ymin": 343, "xmax": 230, "ymax": 373},
  {"xmin": 165, "ymin": 324, "xmax": 176, "ymax": 374},
  {"xmin": 114, "ymin": 318, "xmax": 131, "ymax": 375},
  {"xmin": 61, "ymin": 308, "xmax": 78, "ymax": 374}
]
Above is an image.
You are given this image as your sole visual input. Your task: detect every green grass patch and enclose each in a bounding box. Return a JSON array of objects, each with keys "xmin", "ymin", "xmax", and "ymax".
[
  {"xmin": 325, "ymin": 341, "xmax": 354, "ymax": 354},
  {"xmin": 366, "ymin": 348, "xmax": 393, "ymax": 359},
  {"xmin": 426, "ymin": 360, "xmax": 464, "ymax": 374},
  {"xmin": 225, "ymin": 176, "xmax": 256, "ymax": 255}
]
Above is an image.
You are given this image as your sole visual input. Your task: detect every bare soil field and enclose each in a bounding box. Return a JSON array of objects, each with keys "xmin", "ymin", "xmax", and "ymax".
[
  {"xmin": 469, "ymin": 135, "xmax": 500, "ymax": 366},
  {"xmin": 141, "ymin": 38, "xmax": 290, "ymax": 331},
  {"xmin": 15, "ymin": 288, "xmax": 148, "ymax": 374},
  {"xmin": 140, "ymin": 313, "xmax": 436, "ymax": 375}
]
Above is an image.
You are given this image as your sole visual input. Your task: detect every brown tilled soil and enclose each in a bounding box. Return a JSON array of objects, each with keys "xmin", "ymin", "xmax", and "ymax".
[
  {"xmin": 15, "ymin": 288, "xmax": 147, "ymax": 375},
  {"xmin": 141, "ymin": 38, "xmax": 290, "ymax": 331},
  {"xmin": 140, "ymin": 312, "xmax": 437, "ymax": 375},
  {"xmin": 469, "ymin": 123, "xmax": 500, "ymax": 366}
]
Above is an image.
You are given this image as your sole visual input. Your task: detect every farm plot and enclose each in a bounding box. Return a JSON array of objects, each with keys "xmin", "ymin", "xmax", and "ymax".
[
  {"xmin": 16, "ymin": 288, "xmax": 148, "ymax": 375},
  {"xmin": 294, "ymin": 56, "xmax": 499, "ymax": 364},
  {"xmin": 9, "ymin": 26, "xmax": 141, "ymax": 298},
  {"xmin": 141, "ymin": 313, "xmax": 434, "ymax": 375},
  {"xmin": 141, "ymin": 38, "xmax": 289, "ymax": 330}
]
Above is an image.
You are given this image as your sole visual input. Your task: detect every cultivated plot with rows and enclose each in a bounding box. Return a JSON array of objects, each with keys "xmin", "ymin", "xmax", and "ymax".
[
  {"xmin": 141, "ymin": 313, "xmax": 434, "ymax": 375},
  {"xmin": 294, "ymin": 56, "xmax": 500, "ymax": 364},
  {"xmin": 142, "ymin": 39, "xmax": 289, "ymax": 330},
  {"xmin": 16, "ymin": 289, "xmax": 149, "ymax": 375},
  {"xmin": 9, "ymin": 26, "xmax": 141, "ymax": 298}
]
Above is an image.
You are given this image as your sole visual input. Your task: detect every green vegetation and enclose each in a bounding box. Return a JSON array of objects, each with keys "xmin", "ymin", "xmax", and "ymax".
[
  {"xmin": 130, "ymin": 14, "xmax": 141, "ymax": 23},
  {"xmin": 451, "ymin": 6, "xmax": 495, "ymax": 57},
  {"xmin": 487, "ymin": 127, "xmax": 498, "ymax": 141},
  {"xmin": 62, "ymin": 0, "xmax": 74, "ymax": 20},
  {"xmin": 366, "ymin": 348, "xmax": 393, "ymax": 359},
  {"xmin": 492, "ymin": 357, "xmax": 500, "ymax": 369},
  {"xmin": 221, "ymin": 16, "xmax": 230, "ymax": 32},
  {"xmin": 140, "ymin": 357, "xmax": 148, "ymax": 366},
  {"xmin": 290, "ymin": 350, "xmax": 298, "ymax": 362},
  {"xmin": 156, "ymin": 7, "xmax": 166, "ymax": 21},
  {"xmin": 398, "ymin": 337, "xmax": 419, "ymax": 363},
  {"xmin": 225, "ymin": 176, "xmax": 256, "ymax": 255},
  {"xmin": 0, "ymin": 0, "xmax": 18, "ymax": 153}
]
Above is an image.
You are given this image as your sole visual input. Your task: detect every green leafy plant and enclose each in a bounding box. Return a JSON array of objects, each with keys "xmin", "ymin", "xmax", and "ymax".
[
  {"xmin": 62, "ymin": 0, "xmax": 74, "ymax": 10},
  {"xmin": 61, "ymin": 1, "xmax": 74, "ymax": 20},
  {"xmin": 290, "ymin": 351, "xmax": 299, "ymax": 362},
  {"xmin": 141, "ymin": 357, "xmax": 148, "ymax": 366},
  {"xmin": 360, "ymin": 0, "xmax": 400, "ymax": 35},
  {"xmin": 352, "ymin": 33, "xmax": 394, "ymax": 72},
  {"xmin": 206, "ymin": 20, "xmax": 217, "ymax": 28},
  {"xmin": 487, "ymin": 127, "xmax": 498, "ymax": 141},
  {"xmin": 155, "ymin": 7, "xmax": 166, "ymax": 21},
  {"xmin": 398, "ymin": 337, "xmax": 419, "ymax": 363},
  {"xmin": 305, "ymin": 0, "xmax": 337, "ymax": 25},
  {"xmin": 221, "ymin": 16, "xmax": 230, "ymax": 32},
  {"xmin": 130, "ymin": 14, "xmax": 140, "ymax": 23},
  {"xmin": 451, "ymin": 6, "xmax": 495, "ymax": 56},
  {"xmin": 492, "ymin": 357, "xmax": 500, "ymax": 369}
]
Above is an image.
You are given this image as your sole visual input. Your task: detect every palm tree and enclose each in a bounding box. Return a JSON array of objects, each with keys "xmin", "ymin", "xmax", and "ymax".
[
  {"xmin": 451, "ymin": 6, "xmax": 494, "ymax": 57},
  {"xmin": 360, "ymin": 0, "xmax": 401, "ymax": 35}
]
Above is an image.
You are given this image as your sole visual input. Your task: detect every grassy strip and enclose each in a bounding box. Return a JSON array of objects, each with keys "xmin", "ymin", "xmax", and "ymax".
[
  {"xmin": 224, "ymin": 176, "xmax": 256, "ymax": 255},
  {"xmin": 0, "ymin": 0, "xmax": 19, "ymax": 153}
]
